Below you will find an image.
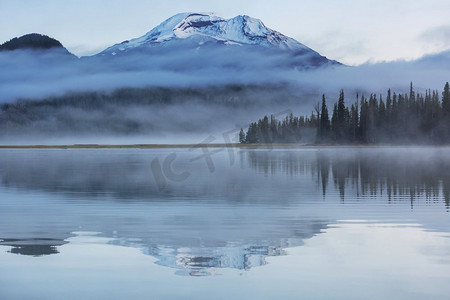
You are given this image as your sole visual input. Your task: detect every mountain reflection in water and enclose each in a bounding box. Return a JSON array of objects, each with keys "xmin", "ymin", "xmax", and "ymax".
[
  {"xmin": 0, "ymin": 238, "xmax": 67, "ymax": 256},
  {"xmin": 0, "ymin": 147, "xmax": 448, "ymax": 276}
]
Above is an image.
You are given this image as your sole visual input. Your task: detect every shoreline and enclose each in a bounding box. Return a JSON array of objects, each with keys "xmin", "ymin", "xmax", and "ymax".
[
  {"xmin": 0, "ymin": 143, "xmax": 309, "ymax": 149},
  {"xmin": 0, "ymin": 143, "xmax": 447, "ymax": 149}
]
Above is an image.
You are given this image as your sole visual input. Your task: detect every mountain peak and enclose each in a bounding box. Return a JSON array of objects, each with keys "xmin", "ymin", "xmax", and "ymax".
[
  {"xmin": 100, "ymin": 12, "xmax": 313, "ymax": 55},
  {"xmin": 97, "ymin": 13, "xmax": 339, "ymax": 68}
]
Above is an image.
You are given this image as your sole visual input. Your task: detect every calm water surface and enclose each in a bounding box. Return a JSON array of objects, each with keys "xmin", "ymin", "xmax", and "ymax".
[{"xmin": 0, "ymin": 147, "xmax": 449, "ymax": 299}]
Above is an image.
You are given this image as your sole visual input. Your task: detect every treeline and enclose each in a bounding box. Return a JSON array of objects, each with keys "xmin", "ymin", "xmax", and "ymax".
[
  {"xmin": 239, "ymin": 113, "xmax": 317, "ymax": 143},
  {"xmin": 0, "ymin": 84, "xmax": 295, "ymax": 136},
  {"xmin": 241, "ymin": 82, "xmax": 450, "ymax": 144},
  {"xmin": 0, "ymin": 85, "xmax": 268, "ymax": 128}
]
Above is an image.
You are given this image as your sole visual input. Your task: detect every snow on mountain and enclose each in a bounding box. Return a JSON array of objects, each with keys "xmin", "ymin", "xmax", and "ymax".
[{"xmin": 98, "ymin": 12, "xmax": 331, "ymax": 64}]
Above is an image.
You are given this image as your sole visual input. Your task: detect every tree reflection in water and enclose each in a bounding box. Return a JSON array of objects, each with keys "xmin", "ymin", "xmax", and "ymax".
[{"xmin": 247, "ymin": 148, "xmax": 450, "ymax": 211}]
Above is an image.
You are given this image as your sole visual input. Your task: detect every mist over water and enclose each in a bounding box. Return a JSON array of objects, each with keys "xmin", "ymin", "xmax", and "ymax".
[{"xmin": 0, "ymin": 147, "xmax": 449, "ymax": 299}]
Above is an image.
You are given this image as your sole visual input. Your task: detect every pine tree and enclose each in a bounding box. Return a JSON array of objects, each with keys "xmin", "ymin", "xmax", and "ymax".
[
  {"xmin": 318, "ymin": 94, "xmax": 331, "ymax": 142},
  {"xmin": 443, "ymin": 82, "xmax": 450, "ymax": 113},
  {"xmin": 260, "ymin": 115, "xmax": 270, "ymax": 143},
  {"xmin": 245, "ymin": 123, "xmax": 259, "ymax": 144},
  {"xmin": 270, "ymin": 115, "xmax": 278, "ymax": 142},
  {"xmin": 239, "ymin": 128, "xmax": 245, "ymax": 144},
  {"xmin": 409, "ymin": 82, "xmax": 415, "ymax": 102},
  {"xmin": 331, "ymin": 103, "xmax": 338, "ymax": 142},
  {"xmin": 349, "ymin": 104, "xmax": 358, "ymax": 142},
  {"xmin": 359, "ymin": 96, "xmax": 368, "ymax": 143},
  {"xmin": 335, "ymin": 90, "xmax": 347, "ymax": 142},
  {"xmin": 442, "ymin": 82, "xmax": 450, "ymax": 143}
]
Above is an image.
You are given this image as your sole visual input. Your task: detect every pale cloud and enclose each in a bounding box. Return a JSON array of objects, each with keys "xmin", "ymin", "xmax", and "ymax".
[{"xmin": 419, "ymin": 25, "xmax": 450, "ymax": 52}]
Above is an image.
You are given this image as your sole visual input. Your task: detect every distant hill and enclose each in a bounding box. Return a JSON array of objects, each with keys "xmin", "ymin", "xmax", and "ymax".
[{"xmin": 0, "ymin": 33, "xmax": 75, "ymax": 56}]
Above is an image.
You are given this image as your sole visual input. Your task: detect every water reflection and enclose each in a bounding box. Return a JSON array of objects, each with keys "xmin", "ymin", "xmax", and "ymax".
[
  {"xmin": 247, "ymin": 147, "xmax": 450, "ymax": 210},
  {"xmin": 0, "ymin": 148, "xmax": 449, "ymax": 210},
  {"xmin": 0, "ymin": 147, "xmax": 329, "ymax": 274},
  {"xmin": 109, "ymin": 218, "xmax": 326, "ymax": 275},
  {"xmin": 146, "ymin": 244, "xmax": 287, "ymax": 276},
  {"xmin": 0, "ymin": 238, "xmax": 67, "ymax": 256},
  {"xmin": 0, "ymin": 218, "xmax": 325, "ymax": 275},
  {"xmin": 1, "ymin": 224, "xmax": 449, "ymax": 300},
  {"xmin": 0, "ymin": 147, "xmax": 448, "ymax": 277}
]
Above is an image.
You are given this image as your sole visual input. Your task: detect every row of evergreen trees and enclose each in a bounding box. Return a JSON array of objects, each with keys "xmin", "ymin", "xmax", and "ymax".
[
  {"xmin": 239, "ymin": 113, "xmax": 317, "ymax": 144},
  {"xmin": 241, "ymin": 82, "xmax": 450, "ymax": 144}
]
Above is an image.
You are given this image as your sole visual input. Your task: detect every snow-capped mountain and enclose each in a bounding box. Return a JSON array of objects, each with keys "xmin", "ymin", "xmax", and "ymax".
[{"xmin": 98, "ymin": 13, "xmax": 339, "ymax": 68}]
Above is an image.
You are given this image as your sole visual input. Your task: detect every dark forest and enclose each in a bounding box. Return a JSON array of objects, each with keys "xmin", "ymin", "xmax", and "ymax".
[{"xmin": 242, "ymin": 82, "xmax": 450, "ymax": 145}]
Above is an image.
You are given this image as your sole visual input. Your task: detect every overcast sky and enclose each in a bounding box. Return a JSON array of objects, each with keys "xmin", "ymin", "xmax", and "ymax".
[{"xmin": 1, "ymin": 0, "xmax": 449, "ymax": 65}]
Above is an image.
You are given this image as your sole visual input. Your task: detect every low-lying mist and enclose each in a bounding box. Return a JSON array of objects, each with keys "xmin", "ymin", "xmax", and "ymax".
[
  {"xmin": 0, "ymin": 84, "xmax": 317, "ymax": 145},
  {"xmin": 0, "ymin": 46, "xmax": 449, "ymax": 144}
]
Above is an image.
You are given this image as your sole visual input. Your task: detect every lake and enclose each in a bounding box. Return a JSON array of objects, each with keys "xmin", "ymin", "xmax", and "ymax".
[{"xmin": 0, "ymin": 147, "xmax": 449, "ymax": 299}]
